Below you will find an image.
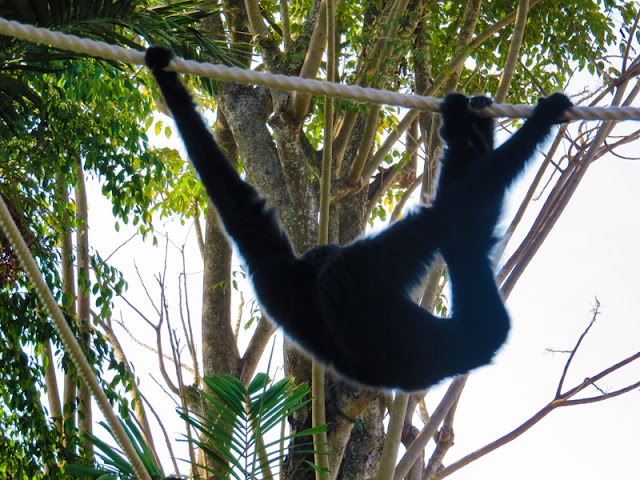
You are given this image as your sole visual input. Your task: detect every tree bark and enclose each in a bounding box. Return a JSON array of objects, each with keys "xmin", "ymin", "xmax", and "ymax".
[
  {"xmin": 74, "ymin": 158, "xmax": 92, "ymax": 460},
  {"xmin": 202, "ymin": 111, "xmax": 240, "ymax": 380}
]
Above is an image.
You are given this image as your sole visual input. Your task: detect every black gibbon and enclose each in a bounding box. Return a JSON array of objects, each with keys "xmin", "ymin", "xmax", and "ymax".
[{"xmin": 145, "ymin": 47, "xmax": 572, "ymax": 391}]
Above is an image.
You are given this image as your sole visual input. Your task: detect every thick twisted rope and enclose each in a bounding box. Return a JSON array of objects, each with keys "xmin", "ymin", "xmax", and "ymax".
[
  {"xmin": 1, "ymin": 16, "xmax": 640, "ymax": 120},
  {"xmin": 0, "ymin": 196, "xmax": 153, "ymax": 480}
]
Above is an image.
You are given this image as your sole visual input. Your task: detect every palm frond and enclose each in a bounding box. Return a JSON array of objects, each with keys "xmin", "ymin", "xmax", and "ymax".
[
  {"xmin": 180, "ymin": 374, "xmax": 329, "ymax": 480},
  {"xmin": 65, "ymin": 416, "xmax": 165, "ymax": 479},
  {"xmin": 0, "ymin": 0, "xmax": 240, "ymax": 132}
]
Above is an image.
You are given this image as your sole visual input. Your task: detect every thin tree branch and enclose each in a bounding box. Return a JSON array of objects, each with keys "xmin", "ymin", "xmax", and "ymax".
[
  {"xmin": 556, "ymin": 300, "xmax": 600, "ymax": 396},
  {"xmin": 244, "ymin": 0, "xmax": 273, "ymax": 40},
  {"xmin": 374, "ymin": 392, "xmax": 410, "ymax": 480},
  {"xmin": 390, "ymin": 173, "xmax": 425, "ymax": 222},
  {"xmin": 139, "ymin": 390, "xmax": 181, "ymax": 475},
  {"xmin": 312, "ymin": 2, "xmax": 335, "ymax": 476},
  {"xmin": 561, "ymin": 380, "xmax": 640, "ymax": 406},
  {"xmin": 280, "ymin": 0, "xmax": 292, "ymax": 51},
  {"xmin": 353, "ymin": 0, "xmax": 545, "ymax": 187},
  {"xmin": 499, "ymin": 78, "xmax": 639, "ymax": 297},
  {"xmin": 495, "ymin": 0, "xmax": 530, "ymax": 102},
  {"xmin": 437, "ymin": 323, "xmax": 640, "ymax": 479},
  {"xmin": 393, "ymin": 376, "xmax": 468, "ymax": 480},
  {"xmin": 288, "ymin": 0, "xmax": 332, "ymax": 120},
  {"xmin": 240, "ymin": 317, "xmax": 276, "ymax": 386}
]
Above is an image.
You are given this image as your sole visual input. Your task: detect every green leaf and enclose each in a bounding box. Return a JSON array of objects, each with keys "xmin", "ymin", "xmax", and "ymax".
[{"xmin": 180, "ymin": 373, "xmax": 327, "ymax": 479}]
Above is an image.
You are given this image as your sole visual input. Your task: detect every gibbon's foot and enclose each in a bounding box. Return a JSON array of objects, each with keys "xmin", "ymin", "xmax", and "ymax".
[
  {"xmin": 439, "ymin": 93, "xmax": 472, "ymax": 145},
  {"xmin": 534, "ymin": 92, "xmax": 573, "ymax": 124},
  {"xmin": 469, "ymin": 95, "xmax": 493, "ymax": 110}
]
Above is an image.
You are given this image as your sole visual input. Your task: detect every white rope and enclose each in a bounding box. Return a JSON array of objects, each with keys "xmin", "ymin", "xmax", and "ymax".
[
  {"xmin": 1, "ymin": 16, "xmax": 640, "ymax": 121},
  {"xmin": 0, "ymin": 196, "xmax": 153, "ymax": 480}
]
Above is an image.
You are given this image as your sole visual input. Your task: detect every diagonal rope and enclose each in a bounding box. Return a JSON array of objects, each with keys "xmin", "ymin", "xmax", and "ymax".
[
  {"xmin": 0, "ymin": 196, "xmax": 153, "ymax": 480},
  {"xmin": 1, "ymin": 16, "xmax": 640, "ymax": 120}
]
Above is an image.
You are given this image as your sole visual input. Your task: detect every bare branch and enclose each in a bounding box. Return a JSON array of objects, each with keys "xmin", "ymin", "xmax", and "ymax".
[
  {"xmin": 390, "ymin": 173, "xmax": 425, "ymax": 222},
  {"xmin": 178, "ymin": 245, "xmax": 198, "ymax": 382},
  {"xmin": 437, "ymin": 330, "xmax": 640, "ymax": 479},
  {"xmin": 394, "ymin": 376, "xmax": 467, "ymax": 480},
  {"xmin": 556, "ymin": 300, "xmax": 600, "ymax": 396},
  {"xmin": 495, "ymin": 0, "xmax": 530, "ymax": 102},
  {"xmin": 113, "ymin": 316, "xmax": 196, "ymax": 375},
  {"xmin": 562, "ymin": 380, "xmax": 640, "ymax": 407},
  {"xmin": 424, "ymin": 383, "xmax": 463, "ymax": 480},
  {"xmin": 499, "ymin": 78, "xmax": 634, "ymax": 298},
  {"xmin": 234, "ymin": 291, "xmax": 245, "ymax": 339},
  {"xmin": 139, "ymin": 390, "xmax": 181, "ymax": 475},
  {"xmin": 561, "ymin": 350, "xmax": 640, "ymax": 401},
  {"xmin": 104, "ymin": 232, "xmax": 138, "ymax": 263},
  {"xmin": 288, "ymin": 0, "xmax": 330, "ymax": 120},
  {"xmin": 239, "ymin": 317, "xmax": 276, "ymax": 386},
  {"xmin": 280, "ymin": 0, "xmax": 292, "ymax": 51},
  {"xmin": 121, "ymin": 295, "xmax": 157, "ymax": 329},
  {"xmin": 622, "ymin": 10, "xmax": 640, "ymax": 72},
  {"xmin": 193, "ymin": 201, "xmax": 205, "ymax": 261},
  {"xmin": 244, "ymin": 0, "xmax": 272, "ymax": 40},
  {"xmin": 133, "ymin": 261, "xmax": 161, "ymax": 318}
]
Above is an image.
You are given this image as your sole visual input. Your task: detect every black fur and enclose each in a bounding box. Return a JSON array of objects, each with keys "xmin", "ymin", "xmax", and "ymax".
[{"xmin": 145, "ymin": 47, "xmax": 572, "ymax": 391}]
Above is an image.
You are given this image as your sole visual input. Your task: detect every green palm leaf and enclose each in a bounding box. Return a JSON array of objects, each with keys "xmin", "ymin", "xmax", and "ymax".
[
  {"xmin": 65, "ymin": 415, "xmax": 164, "ymax": 479},
  {"xmin": 181, "ymin": 374, "xmax": 329, "ymax": 480},
  {"xmin": 0, "ymin": 0, "xmax": 238, "ymax": 132}
]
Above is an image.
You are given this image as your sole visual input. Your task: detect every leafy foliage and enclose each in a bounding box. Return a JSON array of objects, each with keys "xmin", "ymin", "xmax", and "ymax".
[
  {"xmin": 64, "ymin": 374, "xmax": 326, "ymax": 480},
  {"xmin": 0, "ymin": 297, "xmax": 66, "ymax": 478},
  {"xmin": 0, "ymin": 3, "xmax": 226, "ymax": 476},
  {"xmin": 66, "ymin": 416, "xmax": 165, "ymax": 479},
  {"xmin": 0, "ymin": 0, "xmax": 236, "ymax": 133},
  {"xmin": 180, "ymin": 374, "xmax": 328, "ymax": 480}
]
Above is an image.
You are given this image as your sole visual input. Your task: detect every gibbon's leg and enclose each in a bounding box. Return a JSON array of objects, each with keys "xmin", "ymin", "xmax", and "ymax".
[
  {"xmin": 433, "ymin": 93, "xmax": 572, "ymax": 381},
  {"xmin": 436, "ymin": 93, "xmax": 573, "ymax": 255},
  {"xmin": 436, "ymin": 94, "xmax": 499, "ymax": 246},
  {"xmin": 323, "ymin": 94, "xmax": 572, "ymax": 390},
  {"xmin": 438, "ymin": 94, "xmax": 495, "ymax": 192},
  {"xmin": 287, "ymin": 97, "xmax": 499, "ymax": 389},
  {"xmin": 145, "ymin": 48, "xmax": 295, "ymax": 269},
  {"xmin": 321, "ymin": 95, "xmax": 497, "ymax": 298},
  {"xmin": 315, "ymin": 95, "xmax": 502, "ymax": 390}
]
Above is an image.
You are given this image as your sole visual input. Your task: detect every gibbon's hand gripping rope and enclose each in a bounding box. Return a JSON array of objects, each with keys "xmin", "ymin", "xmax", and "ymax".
[
  {"xmin": 0, "ymin": 16, "xmax": 640, "ymax": 120},
  {"xmin": 0, "ymin": 198, "xmax": 153, "ymax": 480}
]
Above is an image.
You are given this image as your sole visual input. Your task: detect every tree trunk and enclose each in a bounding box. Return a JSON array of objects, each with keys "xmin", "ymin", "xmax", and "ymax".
[{"xmin": 74, "ymin": 157, "xmax": 92, "ymax": 460}]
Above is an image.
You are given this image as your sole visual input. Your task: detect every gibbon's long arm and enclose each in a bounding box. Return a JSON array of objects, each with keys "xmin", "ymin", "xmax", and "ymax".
[
  {"xmin": 144, "ymin": 51, "xmax": 294, "ymax": 271},
  {"xmin": 145, "ymin": 47, "xmax": 572, "ymax": 391}
]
